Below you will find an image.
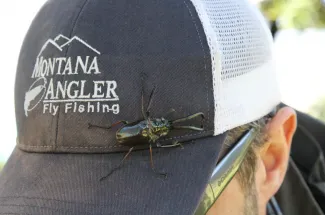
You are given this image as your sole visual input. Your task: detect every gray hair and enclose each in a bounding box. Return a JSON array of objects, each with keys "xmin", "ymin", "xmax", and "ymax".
[{"xmin": 220, "ymin": 116, "xmax": 270, "ymax": 191}]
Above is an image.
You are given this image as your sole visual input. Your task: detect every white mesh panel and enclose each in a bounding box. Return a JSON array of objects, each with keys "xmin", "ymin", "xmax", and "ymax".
[{"xmin": 189, "ymin": 0, "xmax": 281, "ymax": 135}]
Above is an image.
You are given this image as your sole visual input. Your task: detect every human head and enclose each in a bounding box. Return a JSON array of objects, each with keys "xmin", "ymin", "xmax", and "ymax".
[
  {"xmin": 207, "ymin": 106, "xmax": 297, "ymax": 215},
  {"xmin": 0, "ymin": 0, "xmax": 285, "ymax": 214}
]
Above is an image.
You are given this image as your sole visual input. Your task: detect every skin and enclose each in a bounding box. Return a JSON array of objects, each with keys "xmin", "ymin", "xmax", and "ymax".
[{"xmin": 207, "ymin": 107, "xmax": 297, "ymax": 215}]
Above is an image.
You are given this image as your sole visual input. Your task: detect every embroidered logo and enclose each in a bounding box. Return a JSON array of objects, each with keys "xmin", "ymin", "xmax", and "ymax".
[{"xmin": 24, "ymin": 34, "xmax": 119, "ymax": 116}]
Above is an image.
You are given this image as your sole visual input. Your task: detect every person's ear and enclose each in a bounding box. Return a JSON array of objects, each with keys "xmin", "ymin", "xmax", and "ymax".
[{"xmin": 258, "ymin": 106, "xmax": 297, "ymax": 203}]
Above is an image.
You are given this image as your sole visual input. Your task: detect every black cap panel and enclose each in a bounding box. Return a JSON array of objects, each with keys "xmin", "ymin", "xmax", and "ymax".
[
  {"xmin": 16, "ymin": 0, "xmax": 89, "ymax": 151},
  {"xmin": 16, "ymin": 0, "xmax": 214, "ymax": 153}
]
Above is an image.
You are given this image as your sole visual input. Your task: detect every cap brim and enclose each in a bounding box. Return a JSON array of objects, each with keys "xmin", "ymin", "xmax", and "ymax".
[{"xmin": 0, "ymin": 133, "xmax": 226, "ymax": 215}]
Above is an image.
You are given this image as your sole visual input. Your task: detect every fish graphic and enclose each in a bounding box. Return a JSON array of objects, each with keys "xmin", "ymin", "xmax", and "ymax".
[{"xmin": 24, "ymin": 77, "xmax": 47, "ymax": 116}]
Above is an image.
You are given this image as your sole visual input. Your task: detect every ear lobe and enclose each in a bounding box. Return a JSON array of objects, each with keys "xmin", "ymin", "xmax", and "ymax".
[{"xmin": 258, "ymin": 107, "xmax": 297, "ymax": 202}]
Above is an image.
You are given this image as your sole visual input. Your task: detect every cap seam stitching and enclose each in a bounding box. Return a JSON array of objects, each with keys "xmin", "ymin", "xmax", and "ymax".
[
  {"xmin": 183, "ymin": 0, "xmax": 211, "ymax": 130},
  {"xmin": 0, "ymin": 204, "xmax": 72, "ymax": 213},
  {"xmin": 0, "ymin": 204, "xmax": 99, "ymax": 215},
  {"xmin": 54, "ymin": 0, "xmax": 90, "ymax": 150},
  {"xmin": 0, "ymin": 196, "xmax": 109, "ymax": 207},
  {"xmin": 0, "ymin": 213, "xmax": 31, "ymax": 215},
  {"xmin": 18, "ymin": 130, "xmax": 214, "ymax": 149}
]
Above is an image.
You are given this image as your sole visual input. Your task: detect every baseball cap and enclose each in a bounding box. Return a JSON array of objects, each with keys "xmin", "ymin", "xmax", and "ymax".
[{"xmin": 0, "ymin": 0, "xmax": 280, "ymax": 214}]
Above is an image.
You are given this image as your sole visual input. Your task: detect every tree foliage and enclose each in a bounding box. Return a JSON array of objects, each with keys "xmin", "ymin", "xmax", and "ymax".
[
  {"xmin": 260, "ymin": 0, "xmax": 325, "ymax": 29},
  {"xmin": 309, "ymin": 97, "xmax": 325, "ymax": 123}
]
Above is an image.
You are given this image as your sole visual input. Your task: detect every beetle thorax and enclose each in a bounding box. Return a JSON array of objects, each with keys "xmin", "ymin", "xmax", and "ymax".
[
  {"xmin": 141, "ymin": 118, "xmax": 170, "ymax": 142},
  {"xmin": 151, "ymin": 118, "xmax": 170, "ymax": 136}
]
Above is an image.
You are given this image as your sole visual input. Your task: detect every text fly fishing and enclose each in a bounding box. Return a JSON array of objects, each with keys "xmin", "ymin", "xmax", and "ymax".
[{"xmin": 88, "ymin": 87, "xmax": 204, "ymax": 181}]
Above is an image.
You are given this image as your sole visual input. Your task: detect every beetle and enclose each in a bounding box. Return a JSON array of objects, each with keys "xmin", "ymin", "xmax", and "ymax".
[{"xmin": 88, "ymin": 87, "xmax": 204, "ymax": 180}]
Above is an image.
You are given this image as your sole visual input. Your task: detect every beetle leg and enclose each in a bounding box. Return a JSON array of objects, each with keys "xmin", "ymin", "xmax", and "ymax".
[
  {"xmin": 158, "ymin": 141, "xmax": 184, "ymax": 149},
  {"xmin": 99, "ymin": 147, "xmax": 134, "ymax": 181},
  {"xmin": 88, "ymin": 123, "xmax": 112, "ymax": 130},
  {"xmin": 164, "ymin": 108, "xmax": 176, "ymax": 118},
  {"xmin": 149, "ymin": 144, "xmax": 155, "ymax": 170},
  {"xmin": 172, "ymin": 125, "xmax": 204, "ymax": 131},
  {"xmin": 149, "ymin": 144, "xmax": 167, "ymax": 178},
  {"xmin": 88, "ymin": 121, "xmax": 128, "ymax": 130},
  {"xmin": 172, "ymin": 112, "xmax": 204, "ymax": 124},
  {"xmin": 111, "ymin": 120, "xmax": 129, "ymax": 127}
]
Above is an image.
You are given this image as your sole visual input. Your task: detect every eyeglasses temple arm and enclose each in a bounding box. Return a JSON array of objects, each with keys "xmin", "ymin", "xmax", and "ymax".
[
  {"xmin": 267, "ymin": 196, "xmax": 283, "ymax": 215},
  {"xmin": 194, "ymin": 128, "xmax": 258, "ymax": 215}
]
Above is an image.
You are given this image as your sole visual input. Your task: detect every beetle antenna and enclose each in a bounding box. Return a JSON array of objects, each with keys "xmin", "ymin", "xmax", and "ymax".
[
  {"xmin": 141, "ymin": 89, "xmax": 148, "ymax": 121},
  {"xmin": 141, "ymin": 86, "xmax": 155, "ymax": 131},
  {"xmin": 146, "ymin": 86, "xmax": 156, "ymax": 115},
  {"xmin": 172, "ymin": 112, "xmax": 204, "ymax": 124}
]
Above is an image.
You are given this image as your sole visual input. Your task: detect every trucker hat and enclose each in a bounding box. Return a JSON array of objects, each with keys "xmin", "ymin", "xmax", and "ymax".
[{"xmin": 0, "ymin": 0, "xmax": 280, "ymax": 214}]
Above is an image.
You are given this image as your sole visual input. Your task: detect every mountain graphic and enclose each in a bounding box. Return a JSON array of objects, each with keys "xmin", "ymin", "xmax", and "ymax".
[
  {"xmin": 54, "ymin": 34, "xmax": 69, "ymax": 46},
  {"xmin": 37, "ymin": 34, "xmax": 101, "ymax": 57}
]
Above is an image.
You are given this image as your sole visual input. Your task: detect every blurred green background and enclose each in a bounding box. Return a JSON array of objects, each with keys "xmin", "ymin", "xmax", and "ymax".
[
  {"xmin": 0, "ymin": 0, "xmax": 325, "ymax": 170},
  {"xmin": 261, "ymin": 0, "xmax": 325, "ymax": 29},
  {"xmin": 259, "ymin": 0, "xmax": 325, "ymax": 123},
  {"xmin": 309, "ymin": 97, "xmax": 325, "ymax": 122}
]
